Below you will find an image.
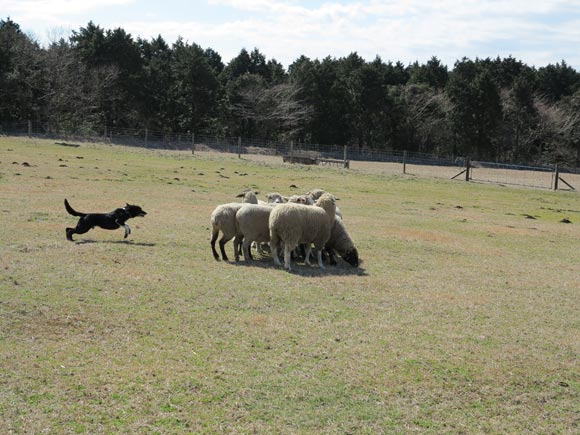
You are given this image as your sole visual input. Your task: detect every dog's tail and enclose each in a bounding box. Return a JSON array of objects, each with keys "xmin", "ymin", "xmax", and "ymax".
[{"xmin": 64, "ymin": 199, "xmax": 85, "ymax": 217}]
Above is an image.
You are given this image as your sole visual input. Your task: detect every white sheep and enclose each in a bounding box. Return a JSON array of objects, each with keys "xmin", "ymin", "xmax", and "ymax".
[
  {"xmin": 236, "ymin": 190, "xmax": 260, "ymax": 204},
  {"xmin": 306, "ymin": 189, "xmax": 342, "ymax": 219},
  {"xmin": 287, "ymin": 194, "xmax": 315, "ymax": 205},
  {"xmin": 233, "ymin": 204, "xmax": 273, "ymax": 262},
  {"xmin": 266, "ymin": 192, "xmax": 288, "ymax": 203},
  {"xmin": 210, "ymin": 202, "xmax": 247, "ymax": 261},
  {"xmin": 269, "ymin": 193, "xmax": 336, "ymax": 271},
  {"xmin": 325, "ymin": 216, "xmax": 360, "ymax": 267}
]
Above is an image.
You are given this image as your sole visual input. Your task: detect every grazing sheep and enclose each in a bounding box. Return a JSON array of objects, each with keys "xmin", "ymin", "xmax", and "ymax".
[
  {"xmin": 325, "ymin": 216, "xmax": 359, "ymax": 267},
  {"xmin": 234, "ymin": 204, "xmax": 273, "ymax": 262},
  {"xmin": 210, "ymin": 202, "xmax": 246, "ymax": 261},
  {"xmin": 269, "ymin": 193, "xmax": 336, "ymax": 271}
]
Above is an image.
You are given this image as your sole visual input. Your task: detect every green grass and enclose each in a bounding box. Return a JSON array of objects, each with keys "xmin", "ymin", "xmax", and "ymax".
[{"xmin": 1, "ymin": 137, "xmax": 579, "ymax": 434}]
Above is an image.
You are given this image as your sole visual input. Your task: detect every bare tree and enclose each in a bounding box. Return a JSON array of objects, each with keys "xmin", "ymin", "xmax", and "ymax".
[{"xmin": 231, "ymin": 75, "xmax": 312, "ymax": 139}]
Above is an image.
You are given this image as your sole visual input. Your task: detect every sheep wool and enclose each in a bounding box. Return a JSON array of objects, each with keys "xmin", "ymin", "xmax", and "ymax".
[
  {"xmin": 269, "ymin": 193, "xmax": 336, "ymax": 271},
  {"xmin": 236, "ymin": 190, "xmax": 259, "ymax": 204},
  {"xmin": 210, "ymin": 202, "xmax": 246, "ymax": 261},
  {"xmin": 234, "ymin": 204, "xmax": 273, "ymax": 262},
  {"xmin": 326, "ymin": 216, "xmax": 359, "ymax": 267}
]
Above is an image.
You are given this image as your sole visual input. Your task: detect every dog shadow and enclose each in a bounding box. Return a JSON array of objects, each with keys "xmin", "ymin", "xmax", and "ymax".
[{"xmin": 75, "ymin": 239, "xmax": 156, "ymax": 247}]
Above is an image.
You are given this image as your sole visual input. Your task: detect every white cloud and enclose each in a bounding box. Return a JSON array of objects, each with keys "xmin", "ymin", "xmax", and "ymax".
[{"xmin": 3, "ymin": 0, "xmax": 580, "ymax": 68}]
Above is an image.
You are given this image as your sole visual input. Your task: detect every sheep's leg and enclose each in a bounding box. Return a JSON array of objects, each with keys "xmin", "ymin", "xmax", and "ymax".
[
  {"xmin": 243, "ymin": 239, "xmax": 252, "ymax": 262},
  {"xmin": 283, "ymin": 245, "xmax": 292, "ymax": 271},
  {"xmin": 211, "ymin": 229, "xmax": 220, "ymax": 260},
  {"xmin": 271, "ymin": 244, "xmax": 282, "ymax": 266},
  {"xmin": 233, "ymin": 236, "xmax": 242, "ymax": 262},
  {"xmin": 253, "ymin": 241, "xmax": 265, "ymax": 256},
  {"xmin": 304, "ymin": 245, "xmax": 313, "ymax": 266},
  {"xmin": 324, "ymin": 248, "xmax": 337, "ymax": 266},
  {"xmin": 219, "ymin": 236, "xmax": 230, "ymax": 261},
  {"xmin": 317, "ymin": 250, "xmax": 325, "ymax": 269}
]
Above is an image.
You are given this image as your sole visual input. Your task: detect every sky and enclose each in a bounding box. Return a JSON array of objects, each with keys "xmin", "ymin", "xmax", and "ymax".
[{"xmin": 2, "ymin": 0, "xmax": 580, "ymax": 70}]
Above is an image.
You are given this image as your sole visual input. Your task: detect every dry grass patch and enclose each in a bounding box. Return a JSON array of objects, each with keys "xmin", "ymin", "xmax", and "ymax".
[{"xmin": 1, "ymin": 137, "xmax": 580, "ymax": 434}]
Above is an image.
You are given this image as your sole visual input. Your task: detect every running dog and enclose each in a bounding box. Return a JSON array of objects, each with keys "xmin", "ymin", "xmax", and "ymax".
[{"xmin": 65, "ymin": 199, "xmax": 146, "ymax": 241}]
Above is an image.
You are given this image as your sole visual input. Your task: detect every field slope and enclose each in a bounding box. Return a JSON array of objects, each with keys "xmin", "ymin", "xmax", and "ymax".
[{"xmin": 1, "ymin": 137, "xmax": 579, "ymax": 434}]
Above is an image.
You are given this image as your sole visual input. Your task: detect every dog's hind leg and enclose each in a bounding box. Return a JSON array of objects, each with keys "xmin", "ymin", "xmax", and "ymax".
[
  {"xmin": 67, "ymin": 221, "xmax": 91, "ymax": 241},
  {"xmin": 123, "ymin": 224, "xmax": 131, "ymax": 238}
]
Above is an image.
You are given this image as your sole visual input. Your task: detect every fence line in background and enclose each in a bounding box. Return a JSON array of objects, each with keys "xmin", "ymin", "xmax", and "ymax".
[{"xmin": 1, "ymin": 120, "xmax": 577, "ymax": 192}]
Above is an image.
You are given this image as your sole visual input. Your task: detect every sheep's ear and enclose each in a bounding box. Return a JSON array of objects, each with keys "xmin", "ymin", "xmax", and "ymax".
[
  {"xmin": 235, "ymin": 193, "xmax": 244, "ymax": 198},
  {"xmin": 254, "ymin": 191, "xmax": 260, "ymax": 195}
]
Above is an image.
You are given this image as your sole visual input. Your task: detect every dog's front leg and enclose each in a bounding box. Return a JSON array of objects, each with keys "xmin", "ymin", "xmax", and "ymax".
[{"xmin": 123, "ymin": 224, "xmax": 131, "ymax": 238}]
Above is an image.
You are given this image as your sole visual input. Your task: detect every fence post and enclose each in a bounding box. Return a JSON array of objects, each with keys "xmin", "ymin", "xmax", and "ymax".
[
  {"xmin": 238, "ymin": 136, "xmax": 241, "ymax": 158},
  {"xmin": 553, "ymin": 164, "xmax": 559, "ymax": 190},
  {"xmin": 465, "ymin": 158, "xmax": 471, "ymax": 181},
  {"xmin": 28, "ymin": 120, "xmax": 32, "ymax": 136},
  {"xmin": 191, "ymin": 132, "xmax": 195, "ymax": 154},
  {"xmin": 403, "ymin": 150, "xmax": 408, "ymax": 174},
  {"xmin": 290, "ymin": 140, "xmax": 294, "ymax": 157},
  {"xmin": 145, "ymin": 128, "xmax": 148, "ymax": 147},
  {"xmin": 343, "ymin": 145, "xmax": 348, "ymax": 168}
]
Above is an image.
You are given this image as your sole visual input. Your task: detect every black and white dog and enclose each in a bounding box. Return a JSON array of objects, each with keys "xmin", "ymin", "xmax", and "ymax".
[{"xmin": 65, "ymin": 199, "xmax": 147, "ymax": 241}]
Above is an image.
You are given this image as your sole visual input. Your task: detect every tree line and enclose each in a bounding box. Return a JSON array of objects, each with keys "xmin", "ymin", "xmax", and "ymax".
[{"xmin": 1, "ymin": 18, "xmax": 580, "ymax": 166}]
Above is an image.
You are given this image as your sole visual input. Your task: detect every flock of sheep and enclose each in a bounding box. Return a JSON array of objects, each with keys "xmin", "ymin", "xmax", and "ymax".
[{"xmin": 210, "ymin": 188, "xmax": 360, "ymax": 271}]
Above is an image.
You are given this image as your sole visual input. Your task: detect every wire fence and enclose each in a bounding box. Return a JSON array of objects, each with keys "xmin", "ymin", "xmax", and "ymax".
[{"xmin": 1, "ymin": 120, "xmax": 578, "ymax": 191}]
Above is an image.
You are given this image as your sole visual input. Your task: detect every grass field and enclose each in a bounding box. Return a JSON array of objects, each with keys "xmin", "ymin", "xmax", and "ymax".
[{"xmin": 1, "ymin": 137, "xmax": 579, "ymax": 434}]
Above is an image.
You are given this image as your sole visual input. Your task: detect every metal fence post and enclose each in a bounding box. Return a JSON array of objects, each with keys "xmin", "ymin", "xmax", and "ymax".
[
  {"xmin": 343, "ymin": 145, "xmax": 348, "ymax": 168},
  {"xmin": 145, "ymin": 128, "xmax": 148, "ymax": 148},
  {"xmin": 28, "ymin": 120, "xmax": 32, "ymax": 136},
  {"xmin": 403, "ymin": 150, "xmax": 408, "ymax": 174},
  {"xmin": 238, "ymin": 136, "xmax": 241, "ymax": 158},
  {"xmin": 553, "ymin": 164, "xmax": 559, "ymax": 190},
  {"xmin": 191, "ymin": 132, "xmax": 195, "ymax": 154}
]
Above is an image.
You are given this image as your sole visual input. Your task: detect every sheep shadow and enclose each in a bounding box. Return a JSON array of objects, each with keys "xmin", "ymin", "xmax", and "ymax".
[
  {"xmin": 74, "ymin": 239, "xmax": 156, "ymax": 247},
  {"xmin": 231, "ymin": 256, "xmax": 368, "ymax": 276}
]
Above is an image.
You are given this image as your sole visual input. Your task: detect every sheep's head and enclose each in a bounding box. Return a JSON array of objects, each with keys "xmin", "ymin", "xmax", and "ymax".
[
  {"xmin": 237, "ymin": 189, "xmax": 259, "ymax": 204},
  {"xmin": 341, "ymin": 247, "xmax": 359, "ymax": 267},
  {"xmin": 289, "ymin": 194, "xmax": 314, "ymax": 205},
  {"xmin": 306, "ymin": 189, "xmax": 326, "ymax": 200},
  {"xmin": 267, "ymin": 192, "xmax": 286, "ymax": 203}
]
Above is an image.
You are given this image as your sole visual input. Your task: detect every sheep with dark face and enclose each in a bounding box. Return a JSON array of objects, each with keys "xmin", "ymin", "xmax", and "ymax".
[
  {"xmin": 325, "ymin": 216, "xmax": 360, "ymax": 267},
  {"xmin": 269, "ymin": 193, "xmax": 336, "ymax": 271}
]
